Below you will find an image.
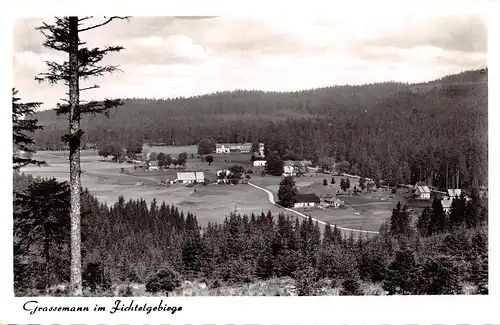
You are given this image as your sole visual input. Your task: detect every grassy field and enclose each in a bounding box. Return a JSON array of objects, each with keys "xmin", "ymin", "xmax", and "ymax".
[
  {"xmin": 21, "ymin": 150, "xmax": 284, "ymax": 226},
  {"xmin": 21, "ymin": 150, "xmax": 399, "ymax": 231},
  {"xmin": 250, "ymin": 174, "xmax": 400, "ymax": 232}
]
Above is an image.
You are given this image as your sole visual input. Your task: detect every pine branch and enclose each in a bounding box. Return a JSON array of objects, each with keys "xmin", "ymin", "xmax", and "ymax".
[
  {"xmin": 80, "ymin": 85, "xmax": 100, "ymax": 92},
  {"xmin": 55, "ymin": 98, "xmax": 123, "ymax": 117},
  {"xmin": 78, "ymin": 16, "xmax": 130, "ymax": 33}
]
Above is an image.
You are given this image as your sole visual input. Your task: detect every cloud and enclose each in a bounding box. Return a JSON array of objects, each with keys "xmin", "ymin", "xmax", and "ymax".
[{"xmin": 12, "ymin": 11, "xmax": 488, "ymax": 110}]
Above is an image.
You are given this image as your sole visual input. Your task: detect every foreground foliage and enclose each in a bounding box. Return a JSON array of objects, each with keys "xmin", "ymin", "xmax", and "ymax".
[{"xmin": 13, "ymin": 174, "xmax": 488, "ymax": 296}]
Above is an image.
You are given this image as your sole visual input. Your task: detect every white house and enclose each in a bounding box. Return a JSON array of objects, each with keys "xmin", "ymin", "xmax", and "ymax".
[
  {"xmin": 216, "ymin": 169, "xmax": 231, "ymax": 177},
  {"xmin": 215, "ymin": 143, "xmax": 252, "ymax": 154},
  {"xmin": 253, "ymin": 160, "xmax": 267, "ymax": 167},
  {"xmin": 322, "ymin": 195, "xmax": 343, "ymax": 208},
  {"xmin": 441, "ymin": 199, "xmax": 453, "ymax": 214},
  {"xmin": 293, "ymin": 193, "xmax": 321, "ymax": 208},
  {"xmin": 283, "ymin": 165, "xmax": 297, "ymax": 177},
  {"xmin": 144, "ymin": 161, "xmax": 159, "ymax": 171},
  {"xmin": 447, "ymin": 189, "xmax": 462, "ymax": 199},
  {"xmin": 258, "ymin": 143, "xmax": 265, "ymax": 157},
  {"xmin": 176, "ymin": 172, "xmax": 205, "ymax": 184},
  {"xmin": 415, "ymin": 185, "xmax": 431, "ymax": 200}
]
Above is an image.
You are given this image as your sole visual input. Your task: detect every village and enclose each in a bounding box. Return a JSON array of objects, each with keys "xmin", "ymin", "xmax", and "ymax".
[{"xmin": 101, "ymin": 140, "xmax": 478, "ymax": 224}]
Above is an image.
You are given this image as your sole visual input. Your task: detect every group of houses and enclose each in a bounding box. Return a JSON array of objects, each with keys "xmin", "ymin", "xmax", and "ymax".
[
  {"xmin": 282, "ymin": 160, "xmax": 313, "ymax": 177},
  {"xmin": 410, "ymin": 182, "xmax": 471, "ymax": 214},
  {"xmin": 215, "ymin": 142, "xmax": 265, "ymax": 156}
]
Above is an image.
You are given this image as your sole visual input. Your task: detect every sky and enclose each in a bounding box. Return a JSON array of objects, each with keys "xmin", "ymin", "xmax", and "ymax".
[{"xmin": 12, "ymin": 8, "xmax": 488, "ymax": 110}]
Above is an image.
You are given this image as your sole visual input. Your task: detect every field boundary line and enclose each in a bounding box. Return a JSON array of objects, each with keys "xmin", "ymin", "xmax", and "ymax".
[{"xmin": 247, "ymin": 182, "xmax": 380, "ymax": 235}]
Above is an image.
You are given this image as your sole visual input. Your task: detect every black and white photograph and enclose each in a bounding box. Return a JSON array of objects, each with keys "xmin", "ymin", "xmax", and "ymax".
[{"xmin": 10, "ymin": 3, "xmax": 489, "ymax": 301}]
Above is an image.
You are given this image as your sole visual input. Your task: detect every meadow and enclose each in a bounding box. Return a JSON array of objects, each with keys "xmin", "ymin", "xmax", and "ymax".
[
  {"xmin": 20, "ymin": 149, "xmax": 398, "ymax": 231},
  {"xmin": 21, "ymin": 150, "xmax": 283, "ymax": 226},
  {"xmin": 249, "ymin": 174, "xmax": 399, "ymax": 232}
]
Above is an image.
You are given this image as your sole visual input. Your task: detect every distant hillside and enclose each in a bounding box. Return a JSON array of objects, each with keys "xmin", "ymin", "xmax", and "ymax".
[
  {"xmin": 33, "ymin": 68, "xmax": 488, "ymax": 188},
  {"xmin": 35, "ymin": 68, "xmax": 487, "ymax": 123}
]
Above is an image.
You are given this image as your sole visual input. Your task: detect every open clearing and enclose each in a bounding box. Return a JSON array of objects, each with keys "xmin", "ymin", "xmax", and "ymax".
[
  {"xmin": 21, "ymin": 150, "xmax": 397, "ymax": 231},
  {"xmin": 21, "ymin": 150, "xmax": 283, "ymax": 226},
  {"xmin": 250, "ymin": 174, "xmax": 399, "ymax": 232}
]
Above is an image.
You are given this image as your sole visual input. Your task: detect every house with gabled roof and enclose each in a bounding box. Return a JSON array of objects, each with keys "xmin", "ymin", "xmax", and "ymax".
[
  {"xmin": 215, "ymin": 143, "xmax": 253, "ymax": 154},
  {"xmin": 447, "ymin": 189, "xmax": 462, "ymax": 199},
  {"xmin": 293, "ymin": 193, "xmax": 321, "ymax": 208},
  {"xmin": 176, "ymin": 172, "xmax": 205, "ymax": 184},
  {"xmin": 415, "ymin": 185, "xmax": 431, "ymax": 200}
]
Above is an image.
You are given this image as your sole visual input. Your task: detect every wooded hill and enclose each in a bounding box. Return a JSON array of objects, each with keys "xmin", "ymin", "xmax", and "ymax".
[{"xmin": 33, "ymin": 68, "xmax": 488, "ymax": 188}]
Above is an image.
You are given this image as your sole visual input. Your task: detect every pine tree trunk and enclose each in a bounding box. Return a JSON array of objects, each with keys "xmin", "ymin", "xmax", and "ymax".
[
  {"xmin": 68, "ymin": 16, "xmax": 82, "ymax": 296},
  {"xmin": 44, "ymin": 231, "xmax": 50, "ymax": 295}
]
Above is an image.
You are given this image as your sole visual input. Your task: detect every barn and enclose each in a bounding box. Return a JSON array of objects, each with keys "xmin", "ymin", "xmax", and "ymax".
[{"xmin": 293, "ymin": 193, "xmax": 321, "ymax": 208}]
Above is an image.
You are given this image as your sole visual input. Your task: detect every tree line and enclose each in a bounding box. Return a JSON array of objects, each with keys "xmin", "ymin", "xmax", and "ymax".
[{"xmin": 14, "ymin": 172, "xmax": 487, "ymax": 296}]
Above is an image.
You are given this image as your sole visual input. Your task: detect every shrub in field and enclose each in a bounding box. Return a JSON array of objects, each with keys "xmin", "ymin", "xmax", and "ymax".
[
  {"xmin": 340, "ymin": 278, "xmax": 363, "ymax": 296},
  {"xmin": 293, "ymin": 266, "xmax": 318, "ymax": 296},
  {"xmin": 145, "ymin": 266, "xmax": 182, "ymax": 296}
]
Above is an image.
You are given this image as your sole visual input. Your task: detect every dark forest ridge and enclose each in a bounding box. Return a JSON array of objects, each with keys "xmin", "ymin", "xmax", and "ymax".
[
  {"xmin": 36, "ymin": 68, "xmax": 487, "ymax": 122},
  {"xmin": 33, "ymin": 68, "xmax": 487, "ymax": 188}
]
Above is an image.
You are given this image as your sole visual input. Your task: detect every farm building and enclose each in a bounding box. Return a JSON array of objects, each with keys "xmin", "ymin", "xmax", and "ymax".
[
  {"xmin": 293, "ymin": 193, "xmax": 321, "ymax": 208},
  {"xmin": 321, "ymin": 195, "xmax": 343, "ymax": 207},
  {"xmin": 283, "ymin": 165, "xmax": 298, "ymax": 177},
  {"xmin": 216, "ymin": 169, "xmax": 231, "ymax": 178},
  {"xmin": 414, "ymin": 185, "xmax": 431, "ymax": 200},
  {"xmin": 253, "ymin": 160, "xmax": 267, "ymax": 167},
  {"xmin": 215, "ymin": 143, "xmax": 252, "ymax": 154},
  {"xmin": 143, "ymin": 161, "xmax": 159, "ymax": 171},
  {"xmin": 176, "ymin": 172, "xmax": 205, "ymax": 184},
  {"xmin": 447, "ymin": 189, "xmax": 462, "ymax": 199}
]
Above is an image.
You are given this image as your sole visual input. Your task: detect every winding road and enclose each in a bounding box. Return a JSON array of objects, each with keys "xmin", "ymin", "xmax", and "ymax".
[{"xmin": 247, "ymin": 182, "xmax": 379, "ymax": 235}]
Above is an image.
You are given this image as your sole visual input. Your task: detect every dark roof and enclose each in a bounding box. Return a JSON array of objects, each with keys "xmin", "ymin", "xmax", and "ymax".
[{"xmin": 294, "ymin": 193, "xmax": 320, "ymax": 203}]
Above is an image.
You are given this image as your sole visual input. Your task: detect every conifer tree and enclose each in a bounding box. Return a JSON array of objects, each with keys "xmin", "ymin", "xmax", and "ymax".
[
  {"xmin": 449, "ymin": 193, "xmax": 467, "ymax": 227},
  {"xmin": 383, "ymin": 247, "xmax": 418, "ymax": 295},
  {"xmin": 323, "ymin": 178, "xmax": 328, "ymax": 186},
  {"xmin": 417, "ymin": 207, "xmax": 431, "ymax": 236},
  {"xmin": 36, "ymin": 16, "xmax": 129, "ymax": 295},
  {"xmin": 182, "ymin": 213, "xmax": 204, "ymax": 276},
  {"xmin": 340, "ymin": 178, "xmax": 346, "ymax": 191},
  {"xmin": 331, "ymin": 177, "xmax": 336, "ymax": 185},
  {"xmin": 277, "ymin": 176, "xmax": 298, "ymax": 208},
  {"xmin": 322, "ymin": 223, "xmax": 333, "ymax": 248},
  {"xmin": 14, "ymin": 178, "xmax": 70, "ymax": 292},
  {"xmin": 12, "ymin": 89, "xmax": 45, "ymax": 170},
  {"xmin": 429, "ymin": 197, "xmax": 447, "ymax": 235}
]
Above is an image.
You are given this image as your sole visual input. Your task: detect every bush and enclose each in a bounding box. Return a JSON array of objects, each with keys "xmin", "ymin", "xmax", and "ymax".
[
  {"xmin": 83, "ymin": 262, "xmax": 111, "ymax": 292},
  {"xmin": 416, "ymin": 255, "xmax": 462, "ymax": 295},
  {"xmin": 145, "ymin": 266, "xmax": 182, "ymax": 295},
  {"xmin": 246, "ymin": 169, "xmax": 253, "ymax": 174},
  {"xmin": 293, "ymin": 266, "xmax": 318, "ymax": 296},
  {"xmin": 340, "ymin": 278, "xmax": 363, "ymax": 296}
]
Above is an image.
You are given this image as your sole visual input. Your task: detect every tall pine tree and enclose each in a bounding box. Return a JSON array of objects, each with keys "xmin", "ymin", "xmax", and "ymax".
[{"xmin": 36, "ymin": 16, "xmax": 129, "ymax": 295}]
